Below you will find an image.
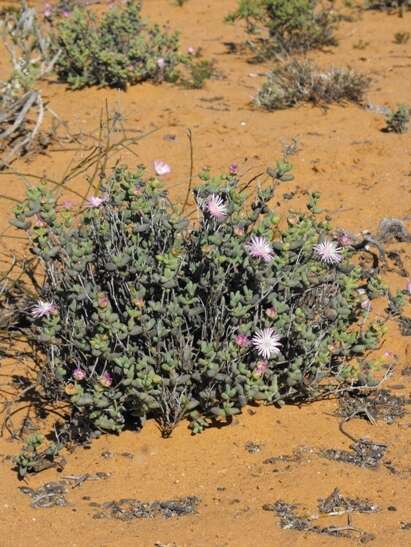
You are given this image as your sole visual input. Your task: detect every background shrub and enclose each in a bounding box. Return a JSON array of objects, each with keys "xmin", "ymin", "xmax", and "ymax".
[
  {"xmin": 12, "ymin": 165, "xmax": 386, "ymax": 438},
  {"xmin": 226, "ymin": 0, "xmax": 338, "ymax": 58},
  {"xmin": 52, "ymin": 1, "xmax": 183, "ymax": 89},
  {"xmin": 254, "ymin": 60, "xmax": 370, "ymax": 110}
]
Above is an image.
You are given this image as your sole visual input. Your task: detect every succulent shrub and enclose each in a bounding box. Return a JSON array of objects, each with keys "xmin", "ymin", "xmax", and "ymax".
[
  {"xmin": 255, "ymin": 60, "xmax": 370, "ymax": 110},
  {"xmin": 384, "ymin": 104, "xmax": 409, "ymax": 133},
  {"xmin": 13, "ymin": 165, "xmax": 385, "ymax": 437},
  {"xmin": 225, "ymin": 0, "xmax": 338, "ymax": 58},
  {"xmin": 52, "ymin": 1, "xmax": 183, "ymax": 89}
]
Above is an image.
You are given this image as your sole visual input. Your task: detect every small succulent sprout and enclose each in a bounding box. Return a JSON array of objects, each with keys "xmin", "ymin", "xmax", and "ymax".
[
  {"xmin": 31, "ymin": 300, "xmax": 58, "ymax": 318},
  {"xmin": 153, "ymin": 160, "xmax": 171, "ymax": 176},
  {"xmin": 99, "ymin": 372, "xmax": 113, "ymax": 388},
  {"xmin": 245, "ymin": 235, "xmax": 274, "ymax": 262},
  {"xmin": 204, "ymin": 194, "xmax": 228, "ymax": 220},
  {"xmin": 252, "ymin": 328, "xmax": 282, "ymax": 359},
  {"xmin": 235, "ymin": 334, "xmax": 250, "ymax": 348},
  {"xmin": 313, "ymin": 240, "xmax": 343, "ymax": 265},
  {"xmin": 73, "ymin": 368, "xmax": 86, "ymax": 381}
]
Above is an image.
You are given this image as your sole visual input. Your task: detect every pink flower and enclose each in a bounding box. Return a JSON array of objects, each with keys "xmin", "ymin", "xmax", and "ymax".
[
  {"xmin": 87, "ymin": 195, "xmax": 108, "ymax": 208},
  {"xmin": 361, "ymin": 299, "xmax": 372, "ymax": 312},
  {"xmin": 187, "ymin": 46, "xmax": 196, "ymax": 55},
  {"xmin": 314, "ymin": 240, "xmax": 343, "ymax": 265},
  {"xmin": 62, "ymin": 10, "xmax": 70, "ymax": 16},
  {"xmin": 157, "ymin": 58, "xmax": 166, "ymax": 70},
  {"xmin": 100, "ymin": 372, "xmax": 112, "ymax": 388},
  {"xmin": 252, "ymin": 328, "xmax": 281, "ymax": 359},
  {"xmin": 406, "ymin": 279, "xmax": 411, "ymax": 295},
  {"xmin": 98, "ymin": 294, "xmax": 109, "ymax": 308},
  {"xmin": 73, "ymin": 368, "xmax": 86, "ymax": 381},
  {"xmin": 153, "ymin": 160, "xmax": 171, "ymax": 176},
  {"xmin": 229, "ymin": 163, "xmax": 238, "ymax": 175},
  {"xmin": 245, "ymin": 236, "xmax": 274, "ymax": 262},
  {"xmin": 255, "ymin": 360, "xmax": 268, "ymax": 376},
  {"xmin": 204, "ymin": 194, "xmax": 227, "ymax": 220},
  {"xmin": 33, "ymin": 215, "xmax": 46, "ymax": 227},
  {"xmin": 265, "ymin": 307, "xmax": 277, "ymax": 319},
  {"xmin": 43, "ymin": 4, "xmax": 52, "ymax": 18},
  {"xmin": 31, "ymin": 300, "xmax": 58, "ymax": 318},
  {"xmin": 235, "ymin": 334, "xmax": 250, "ymax": 348},
  {"xmin": 337, "ymin": 232, "xmax": 353, "ymax": 247}
]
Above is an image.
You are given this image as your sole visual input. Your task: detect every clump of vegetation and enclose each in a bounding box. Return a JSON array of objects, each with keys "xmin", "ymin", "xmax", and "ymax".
[
  {"xmin": 12, "ymin": 162, "xmax": 386, "ymax": 441},
  {"xmin": 394, "ymin": 31, "xmax": 410, "ymax": 44},
  {"xmin": 52, "ymin": 1, "xmax": 183, "ymax": 89},
  {"xmin": 225, "ymin": 0, "xmax": 338, "ymax": 59},
  {"xmin": 383, "ymin": 104, "xmax": 410, "ymax": 133},
  {"xmin": 181, "ymin": 59, "xmax": 217, "ymax": 89},
  {"xmin": 254, "ymin": 60, "xmax": 370, "ymax": 110},
  {"xmin": 365, "ymin": 0, "xmax": 410, "ymax": 16},
  {"xmin": 0, "ymin": 2, "xmax": 60, "ymax": 168}
]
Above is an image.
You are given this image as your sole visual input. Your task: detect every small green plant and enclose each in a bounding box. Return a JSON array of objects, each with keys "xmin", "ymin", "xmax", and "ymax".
[
  {"xmin": 383, "ymin": 104, "xmax": 410, "ymax": 133},
  {"xmin": 225, "ymin": 0, "xmax": 338, "ymax": 58},
  {"xmin": 353, "ymin": 39, "xmax": 369, "ymax": 49},
  {"xmin": 393, "ymin": 31, "xmax": 410, "ymax": 44},
  {"xmin": 15, "ymin": 434, "xmax": 62, "ymax": 478},
  {"xmin": 181, "ymin": 59, "xmax": 217, "ymax": 89},
  {"xmin": 52, "ymin": 1, "xmax": 183, "ymax": 89},
  {"xmin": 254, "ymin": 60, "xmax": 370, "ymax": 110},
  {"xmin": 13, "ymin": 162, "xmax": 386, "ymax": 442}
]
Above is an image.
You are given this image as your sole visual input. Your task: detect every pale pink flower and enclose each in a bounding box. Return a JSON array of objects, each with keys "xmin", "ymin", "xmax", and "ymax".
[
  {"xmin": 235, "ymin": 334, "xmax": 250, "ymax": 348},
  {"xmin": 361, "ymin": 299, "xmax": 372, "ymax": 312},
  {"xmin": 314, "ymin": 240, "xmax": 343, "ymax": 265},
  {"xmin": 406, "ymin": 279, "xmax": 411, "ymax": 295},
  {"xmin": 255, "ymin": 360, "xmax": 268, "ymax": 376},
  {"xmin": 229, "ymin": 163, "xmax": 238, "ymax": 175},
  {"xmin": 157, "ymin": 58, "xmax": 166, "ymax": 70},
  {"xmin": 204, "ymin": 194, "xmax": 227, "ymax": 220},
  {"xmin": 187, "ymin": 46, "xmax": 196, "ymax": 55},
  {"xmin": 87, "ymin": 195, "xmax": 107, "ymax": 208},
  {"xmin": 100, "ymin": 372, "xmax": 113, "ymax": 388},
  {"xmin": 252, "ymin": 328, "xmax": 281, "ymax": 359},
  {"xmin": 31, "ymin": 300, "xmax": 57, "ymax": 318},
  {"xmin": 62, "ymin": 200, "xmax": 75, "ymax": 209},
  {"xmin": 62, "ymin": 10, "xmax": 70, "ymax": 16},
  {"xmin": 153, "ymin": 160, "xmax": 171, "ymax": 176},
  {"xmin": 245, "ymin": 236, "xmax": 274, "ymax": 262},
  {"xmin": 73, "ymin": 368, "xmax": 86, "ymax": 381},
  {"xmin": 265, "ymin": 307, "xmax": 277, "ymax": 319}
]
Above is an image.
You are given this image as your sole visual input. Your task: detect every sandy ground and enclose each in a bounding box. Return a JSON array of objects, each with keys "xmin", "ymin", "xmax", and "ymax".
[{"xmin": 0, "ymin": 1, "xmax": 411, "ymax": 546}]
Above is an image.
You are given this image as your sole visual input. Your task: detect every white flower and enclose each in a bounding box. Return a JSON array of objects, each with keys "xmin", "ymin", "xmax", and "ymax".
[
  {"xmin": 87, "ymin": 194, "xmax": 108, "ymax": 208},
  {"xmin": 252, "ymin": 328, "xmax": 282, "ymax": 359},
  {"xmin": 204, "ymin": 194, "xmax": 227, "ymax": 220},
  {"xmin": 245, "ymin": 236, "xmax": 274, "ymax": 262},
  {"xmin": 31, "ymin": 300, "xmax": 57, "ymax": 318},
  {"xmin": 314, "ymin": 240, "xmax": 343, "ymax": 265},
  {"xmin": 153, "ymin": 160, "xmax": 171, "ymax": 176}
]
